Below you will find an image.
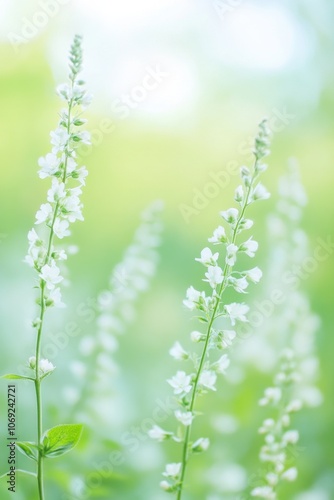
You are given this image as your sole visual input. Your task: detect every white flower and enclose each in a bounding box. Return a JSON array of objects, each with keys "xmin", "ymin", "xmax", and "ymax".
[
  {"xmin": 226, "ymin": 243, "xmax": 238, "ymax": 266},
  {"xmin": 183, "ymin": 286, "xmax": 204, "ymax": 310},
  {"xmin": 56, "ymin": 83, "xmax": 71, "ymax": 100},
  {"xmin": 169, "ymin": 341, "xmax": 188, "ymax": 360},
  {"xmin": 280, "ymin": 414, "xmax": 290, "ymax": 427},
  {"xmin": 240, "ymin": 237, "xmax": 258, "ymax": 257},
  {"xmin": 190, "ymin": 330, "xmax": 203, "ymax": 343},
  {"xmin": 56, "ymin": 249, "xmax": 67, "ymax": 260},
  {"xmin": 266, "ymin": 472, "xmax": 278, "ymax": 486},
  {"xmin": 81, "ymin": 92, "xmax": 93, "ymax": 108},
  {"xmin": 175, "ymin": 410, "xmax": 194, "ymax": 426},
  {"xmin": 50, "ymin": 128, "xmax": 70, "ymax": 153},
  {"xmin": 258, "ymin": 418, "xmax": 275, "ymax": 434},
  {"xmin": 192, "ymin": 437, "xmax": 210, "ymax": 452},
  {"xmin": 219, "ymin": 330, "xmax": 236, "ymax": 348},
  {"xmin": 72, "ymin": 84, "xmax": 87, "ymax": 100},
  {"xmin": 62, "ymin": 194, "xmax": 84, "ymax": 222},
  {"xmin": 220, "ymin": 207, "xmax": 239, "ymax": 224},
  {"xmin": 47, "ymin": 179, "xmax": 66, "ymax": 203},
  {"xmin": 252, "ymin": 183, "xmax": 271, "ymax": 201},
  {"xmin": 225, "ymin": 302, "xmax": 249, "ymax": 326},
  {"xmin": 229, "ymin": 276, "xmax": 249, "ymax": 293},
  {"xmin": 208, "ymin": 226, "xmax": 227, "ymax": 244},
  {"xmin": 27, "ymin": 228, "xmax": 40, "ymax": 248},
  {"xmin": 195, "ymin": 247, "xmax": 219, "ymax": 266},
  {"xmin": 39, "ymin": 358, "xmax": 55, "ymax": 374},
  {"xmin": 53, "ymin": 218, "xmax": 70, "ymax": 239},
  {"xmin": 251, "ymin": 485, "xmax": 275, "ymax": 499},
  {"xmin": 40, "ymin": 261, "xmax": 63, "ymax": 290},
  {"xmin": 259, "ymin": 387, "xmax": 282, "ymax": 406},
  {"xmin": 241, "ymin": 165, "xmax": 251, "ymax": 185},
  {"xmin": 148, "ymin": 425, "xmax": 171, "ymax": 442},
  {"xmin": 204, "ymin": 266, "xmax": 224, "ymax": 288},
  {"xmin": 66, "ymin": 156, "xmax": 77, "ymax": 174},
  {"xmin": 38, "ymin": 153, "xmax": 60, "ymax": 178},
  {"xmin": 216, "ymin": 354, "xmax": 230, "ymax": 374},
  {"xmin": 235, "ymin": 185, "xmax": 244, "ymax": 203},
  {"xmin": 76, "ymin": 166, "xmax": 88, "ymax": 185},
  {"xmin": 163, "ymin": 463, "xmax": 182, "ymax": 478},
  {"xmin": 245, "ymin": 267, "xmax": 262, "ymax": 283},
  {"xmin": 167, "ymin": 371, "xmax": 192, "ymax": 395},
  {"xmin": 77, "ymin": 131, "xmax": 91, "ymax": 144},
  {"xmin": 47, "ymin": 288, "xmax": 65, "ymax": 308},
  {"xmin": 199, "ymin": 370, "xmax": 217, "ymax": 391},
  {"xmin": 35, "ymin": 203, "xmax": 53, "ymax": 224},
  {"xmin": 282, "ymin": 430, "xmax": 299, "ymax": 444},
  {"xmin": 24, "ymin": 246, "xmax": 41, "ymax": 267},
  {"xmin": 285, "ymin": 399, "xmax": 303, "ymax": 413},
  {"xmin": 160, "ymin": 480, "xmax": 173, "ymax": 492},
  {"xmin": 281, "ymin": 467, "xmax": 297, "ymax": 481},
  {"xmin": 240, "ymin": 218, "xmax": 254, "ymax": 230}
]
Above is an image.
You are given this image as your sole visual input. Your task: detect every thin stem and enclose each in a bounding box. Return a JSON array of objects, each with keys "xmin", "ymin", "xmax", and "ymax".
[
  {"xmin": 177, "ymin": 160, "xmax": 258, "ymax": 500},
  {"xmin": 33, "ymin": 89, "xmax": 74, "ymax": 500}
]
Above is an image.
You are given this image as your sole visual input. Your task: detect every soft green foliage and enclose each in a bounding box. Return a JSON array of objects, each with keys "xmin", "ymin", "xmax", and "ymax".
[
  {"xmin": 16, "ymin": 442, "xmax": 39, "ymax": 462},
  {"xmin": 0, "ymin": 6, "xmax": 333, "ymax": 498},
  {"xmin": 42, "ymin": 424, "xmax": 83, "ymax": 458}
]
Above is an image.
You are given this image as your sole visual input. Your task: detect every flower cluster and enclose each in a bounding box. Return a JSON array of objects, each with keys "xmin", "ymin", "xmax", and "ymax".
[
  {"xmin": 70, "ymin": 201, "xmax": 164, "ymax": 426},
  {"xmin": 149, "ymin": 120, "xmax": 271, "ymax": 497},
  {"xmin": 25, "ymin": 34, "xmax": 91, "ymax": 311},
  {"xmin": 8, "ymin": 36, "xmax": 92, "ymax": 500},
  {"xmin": 251, "ymin": 349, "xmax": 301, "ymax": 500},
  {"xmin": 250, "ymin": 164, "xmax": 322, "ymax": 499}
]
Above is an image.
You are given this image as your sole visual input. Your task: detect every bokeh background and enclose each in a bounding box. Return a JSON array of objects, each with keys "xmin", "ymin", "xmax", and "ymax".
[{"xmin": 0, "ymin": 0, "xmax": 333, "ymax": 499}]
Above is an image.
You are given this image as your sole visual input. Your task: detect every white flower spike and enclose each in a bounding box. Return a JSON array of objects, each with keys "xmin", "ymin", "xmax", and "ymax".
[{"xmin": 151, "ymin": 120, "xmax": 271, "ymax": 497}]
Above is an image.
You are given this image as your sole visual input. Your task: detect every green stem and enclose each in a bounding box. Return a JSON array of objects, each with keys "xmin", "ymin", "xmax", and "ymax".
[
  {"xmin": 35, "ymin": 281, "xmax": 46, "ymax": 500},
  {"xmin": 33, "ymin": 90, "xmax": 74, "ymax": 499},
  {"xmin": 176, "ymin": 160, "xmax": 258, "ymax": 500}
]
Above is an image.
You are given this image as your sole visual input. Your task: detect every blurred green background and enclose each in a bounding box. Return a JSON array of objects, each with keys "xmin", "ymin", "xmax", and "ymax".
[{"xmin": 0, "ymin": 0, "xmax": 334, "ymax": 499}]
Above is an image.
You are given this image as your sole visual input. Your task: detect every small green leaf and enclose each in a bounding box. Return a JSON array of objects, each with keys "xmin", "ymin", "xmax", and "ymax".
[
  {"xmin": 73, "ymin": 118, "xmax": 86, "ymax": 126},
  {"xmin": 16, "ymin": 442, "xmax": 38, "ymax": 461},
  {"xmin": 42, "ymin": 424, "xmax": 83, "ymax": 458},
  {"xmin": 1, "ymin": 374, "xmax": 34, "ymax": 381}
]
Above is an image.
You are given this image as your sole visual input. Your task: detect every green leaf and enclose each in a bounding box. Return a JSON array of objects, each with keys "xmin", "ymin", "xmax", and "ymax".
[
  {"xmin": 1, "ymin": 374, "xmax": 34, "ymax": 381},
  {"xmin": 42, "ymin": 424, "xmax": 83, "ymax": 458},
  {"xmin": 16, "ymin": 442, "xmax": 38, "ymax": 461}
]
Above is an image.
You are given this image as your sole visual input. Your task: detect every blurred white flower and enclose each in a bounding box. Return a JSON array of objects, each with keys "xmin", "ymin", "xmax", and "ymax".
[
  {"xmin": 167, "ymin": 371, "xmax": 192, "ymax": 395},
  {"xmin": 169, "ymin": 341, "xmax": 188, "ymax": 360},
  {"xmin": 199, "ymin": 370, "xmax": 217, "ymax": 391},
  {"xmin": 162, "ymin": 463, "xmax": 181, "ymax": 478},
  {"xmin": 225, "ymin": 302, "xmax": 249, "ymax": 325},
  {"xmin": 175, "ymin": 410, "xmax": 194, "ymax": 426}
]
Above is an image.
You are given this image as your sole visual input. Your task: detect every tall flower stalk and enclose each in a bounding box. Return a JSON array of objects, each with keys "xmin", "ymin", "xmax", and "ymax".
[
  {"xmin": 250, "ymin": 164, "xmax": 322, "ymax": 500},
  {"xmin": 69, "ymin": 201, "xmax": 163, "ymax": 428},
  {"xmin": 2, "ymin": 35, "xmax": 92, "ymax": 500},
  {"xmin": 149, "ymin": 120, "xmax": 271, "ymax": 498}
]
